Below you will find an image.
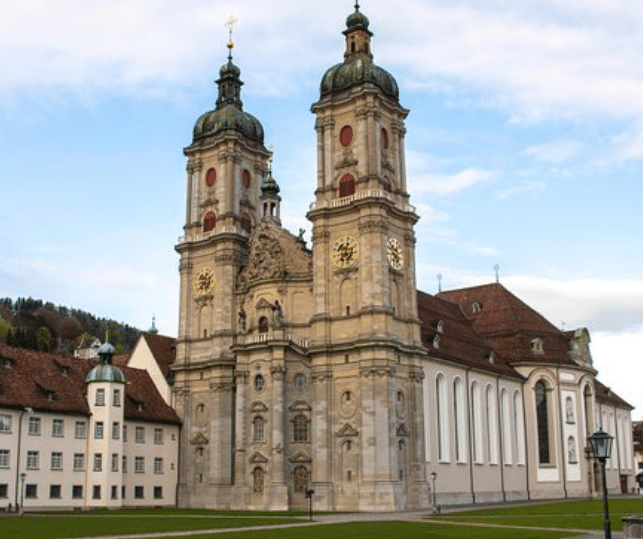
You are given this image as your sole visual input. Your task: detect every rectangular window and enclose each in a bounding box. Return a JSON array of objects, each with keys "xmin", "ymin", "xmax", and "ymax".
[
  {"xmin": 135, "ymin": 456, "xmax": 144, "ymax": 473},
  {"xmin": 75, "ymin": 421, "xmax": 86, "ymax": 439},
  {"xmin": 93, "ymin": 453, "xmax": 102, "ymax": 472},
  {"xmin": 72, "ymin": 485, "xmax": 83, "ymax": 499},
  {"xmin": 95, "ymin": 388, "xmax": 105, "ymax": 406},
  {"xmin": 111, "ymin": 453, "xmax": 119, "ymax": 472},
  {"xmin": 135, "ymin": 426, "xmax": 145, "ymax": 443},
  {"xmin": 112, "ymin": 422, "xmax": 120, "ymax": 440},
  {"xmin": 154, "ymin": 486, "xmax": 163, "ymax": 499},
  {"xmin": 93, "ymin": 485, "xmax": 101, "ymax": 499},
  {"xmin": 25, "ymin": 484, "xmax": 37, "ymax": 498},
  {"xmin": 0, "ymin": 414, "xmax": 12, "ymax": 433},
  {"xmin": 27, "ymin": 450, "xmax": 39, "ymax": 469},
  {"xmin": 0, "ymin": 449, "xmax": 9, "ymax": 468},
  {"xmin": 122, "ymin": 425, "xmax": 127, "ymax": 442},
  {"xmin": 52, "ymin": 418, "xmax": 64, "ymax": 437},
  {"xmin": 121, "ymin": 485, "xmax": 126, "ymax": 499},
  {"xmin": 51, "ymin": 451, "xmax": 63, "ymax": 470},
  {"xmin": 113, "ymin": 389, "xmax": 121, "ymax": 407},
  {"xmin": 49, "ymin": 484, "xmax": 61, "ymax": 499},
  {"xmin": 154, "ymin": 428, "xmax": 163, "ymax": 445},
  {"xmin": 73, "ymin": 453, "xmax": 85, "ymax": 471},
  {"xmin": 134, "ymin": 486, "xmax": 144, "ymax": 499},
  {"xmin": 28, "ymin": 416, "xmax": 41, "ymax": 436},
  {"xmin": 0, "ymin": 483, "xmax": 8, "ymax": 498},
  {"xmin": 94, "ymin": 421, "xmax": 103, "ymax": 439},
  {"xmin": 122, "ymin": 455, "xmax": 127, "ymax": 473},
  {"xmin": 111, "ymin": 485, "xmax": 118, "ymax": 500},
  {"xmin": 154, "ymin": 457, "xmax": 163, "ymax": 474}
]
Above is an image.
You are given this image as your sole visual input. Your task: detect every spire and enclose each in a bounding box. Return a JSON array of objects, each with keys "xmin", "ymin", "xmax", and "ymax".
[
  {"xmin": 260, "ymin": 143, "xmax": 281, "ymax": 225},
  {"xmin": 216, "ymin": 15, "xmax": 243, "ymax": 110},
  {"xmin": 149, "ymin": 315, "xmax": 158, "ymax": 335}
]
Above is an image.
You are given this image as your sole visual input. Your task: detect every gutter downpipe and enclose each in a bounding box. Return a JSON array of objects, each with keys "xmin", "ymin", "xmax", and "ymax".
[
  {"xmin": 496, "ymin": 376, "xmax": 506, "ymax": 502},
  {"xmin": 465, "ymin": 369, "xmax": 475, "ymax": 504},
  {"xmin": 14, "ymin": 407, "xmax": 32, "ymax": 511},
  {"xmin": 521, "ymin": 381, "xmax": 531, "ymax": 500},
  {"xmin": 556, "ymin": 366, "xmax": 568, "ymax": 499}
]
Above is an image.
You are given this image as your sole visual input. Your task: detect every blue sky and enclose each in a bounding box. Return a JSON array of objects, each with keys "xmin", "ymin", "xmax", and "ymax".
[{"xmin": 1, "ymin": 0, "xmax": 642, "ymax": 418}]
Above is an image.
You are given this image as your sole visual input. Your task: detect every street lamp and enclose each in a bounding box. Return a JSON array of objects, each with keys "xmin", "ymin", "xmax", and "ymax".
[
  {"xmin": 588, "ymin": 428, "xmax": 614, "ymax": 539},
  {"xmin": 430, "ymin": 471, "xmax": 438, "ymax": 514},
  {"xmin": 19, "ymin": 473, "xmax": 26, "ymax": 515}
]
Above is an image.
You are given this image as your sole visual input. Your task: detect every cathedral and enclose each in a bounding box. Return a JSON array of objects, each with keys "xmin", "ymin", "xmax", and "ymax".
[{"xmin": 171, "ymin": 3, "xmax": 635, "ymax": 511}]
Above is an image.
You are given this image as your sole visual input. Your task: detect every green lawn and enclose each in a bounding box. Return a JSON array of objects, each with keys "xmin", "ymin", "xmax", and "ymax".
[{"xmin": 432, "ymin": 498, "xmax": 643, "ymax": 532}]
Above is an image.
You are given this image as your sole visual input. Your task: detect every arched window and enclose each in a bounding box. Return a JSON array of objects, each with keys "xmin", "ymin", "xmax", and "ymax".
[
  {"xmin": 293, "ymin": 415, "xmax": 309, "ymax": 442},
  {"xmin": 470, "ymin": 381, "xmax": 483, "ymax": 463},
  {"xmin": 381, "ymin": 127, "xmax": 389, "ymax": 150},
  {"xmin": 453, "ymin": 378, "xmax": 466, "ymax": 462},
  {"xmin": 258, "ymin": 317, "xmax": 269, "ymax": 333},
  {"xmin": 535, "ymin": 381, "xmax": 550, "ymax": 464},
  {"xmin": 253, "ymin": 416, "xmax": 265, "ymax": 442},
  {"xmin": 486, "ymin": 385, "xmax": 498, "ymax": 464},
  {"xmin": 293, "ymin": 466, "xmax": 309, "ymax": 493},
  {"xmin": 500, "ymin": 388, "xmax": 512, "ymax": 465},
  {"xmin": 240, "ymin": 212, "xmax": 252, "ymax": 233},
  {"xmin": 242, "ymin": 169, "xmax": 251, "ymax": 189},
  {"xmin": 203, "ymin": 211, "xmax": 216, "ymax": 232},
  {"xmin": 339, "ymin": 174, "xmax": 355, "ymax": 198},
  {"xmin": 436, "ymin": 374, "xmax": 448, "ymax": 461},
  {"xmin": 514, "ymin": 391, "xmax": 526, "ymax": 465}
]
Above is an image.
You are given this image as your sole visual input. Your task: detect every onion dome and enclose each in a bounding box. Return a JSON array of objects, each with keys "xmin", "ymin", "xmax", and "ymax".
[
  {"xmin": 261, "ymin": 169, "xmax": 281, "ymax": 198},
  {"xmin": 316, "ymin": 2, "xmax": 399, "ymax": 103},
  {"xmin": 190, "ymin": 48, "xmax": 265, "ymax": 146},
  {"xmin": 86, "ymin": 339, "xmax": 127, "ymax": 384}
]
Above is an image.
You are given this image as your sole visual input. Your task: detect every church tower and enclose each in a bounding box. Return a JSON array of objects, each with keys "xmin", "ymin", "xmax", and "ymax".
[
  {"xmin": 173, "ymin": 32, "xmax": 271, "ymax": 507},
  {"xmin": 307, "ymin": 3, "xmax": 428, "ymax": 510}
]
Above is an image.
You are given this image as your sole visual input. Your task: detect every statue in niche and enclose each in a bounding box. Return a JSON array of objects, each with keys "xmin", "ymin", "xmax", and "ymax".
[
  {"xmin": 272, "ymin": 300, "xmax": 283, "ymax": 328},
  {"xmin": 238, "ymin": 307, "xmax": 247, "ymax": 334}
]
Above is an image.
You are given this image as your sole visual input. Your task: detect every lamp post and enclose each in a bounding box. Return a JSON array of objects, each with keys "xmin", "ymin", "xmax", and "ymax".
[
  {"xmin": 430, "ymin": 471, "xmax": 438, "ymax": 514},
  {"xmin": 588, "ymin": 428, "xmax": 614, "ymax": 539},
  {"xmin": 19, "ymin": 473, "xmax": 26, "ymax": 515}
]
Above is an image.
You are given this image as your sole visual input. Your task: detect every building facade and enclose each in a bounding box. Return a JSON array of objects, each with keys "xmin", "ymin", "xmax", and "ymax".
[
  {"xmin": 169, "ymin": 4, "xmax": 636, "ymax": 511},
  {"xmin": 0, "ymin": 343, "xmax": 180, "ymax": 511}
]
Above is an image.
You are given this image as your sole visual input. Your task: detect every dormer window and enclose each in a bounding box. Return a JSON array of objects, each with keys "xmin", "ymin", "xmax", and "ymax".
[
  {"xmin": 472, "ymin": 301, "xmax": 482, "ymax": 314},
  {"xmin": 531, "ymin": 338, "xmax": 544, "ymax": 354},
  {"xmin": 61, "ymin": 366, "xmax": 69, "ymax": 376},
  {"xmin": 436, "ymin": 320, "xmax": 444, "ymax": 333},
  {"xmin": 433, "ymin": 335, "xmax": 440, "ymax": 349},
  {"xmin": 486, "ymin": 351, "xmax": 495, "ymax": 364},
  {"xmin": 46, "ymin": 391, "xmax": 55, "ymax": 401},
  {"xmin": 3, "ymin": 358, "xmax": 12, "ymax": 369}
]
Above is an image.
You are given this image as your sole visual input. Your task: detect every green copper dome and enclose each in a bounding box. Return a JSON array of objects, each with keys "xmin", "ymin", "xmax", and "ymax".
[
  {"xmin": 316, "ymin": 3, "xmax": 399, "ymax": 103},
  {"xmin": 86, "ymin": 363, "xmax": 127, "ymax": 384},
  {"xmin": 190, "ymin": 53, "xmax": 265, "ymax": 146}
]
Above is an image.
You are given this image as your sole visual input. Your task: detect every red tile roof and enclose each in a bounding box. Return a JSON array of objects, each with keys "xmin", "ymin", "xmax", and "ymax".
[
  {"xmin": 139, "ymin": 332, "xmax": 176, "ymax": 377},
  {"xmin": 594, "ymin": 379, "xmax": 633, "ymax": 410},
  {"xmin": 0, "ymin": 344, "xmax": 180, "ymax": 425}
]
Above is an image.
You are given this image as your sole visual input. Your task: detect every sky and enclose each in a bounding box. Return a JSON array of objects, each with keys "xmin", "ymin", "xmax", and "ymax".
[{"xmin": 1, "ymin": 0, "xmax": 642, "ymax": 418}]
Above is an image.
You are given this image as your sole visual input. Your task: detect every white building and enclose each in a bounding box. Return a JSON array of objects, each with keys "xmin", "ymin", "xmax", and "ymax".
[{"xmin": 0, "ymin": 342, "xmax": 180, "ymax": 511}]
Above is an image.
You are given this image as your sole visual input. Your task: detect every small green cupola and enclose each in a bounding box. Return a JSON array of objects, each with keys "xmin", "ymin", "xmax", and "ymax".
[
  {"xmin": 260, "ymin": 151, "xmax": 281, "ymax": 225},
  {"xmin": 85, "ymin": 339, "xmax": 126, "ymax": 385}
]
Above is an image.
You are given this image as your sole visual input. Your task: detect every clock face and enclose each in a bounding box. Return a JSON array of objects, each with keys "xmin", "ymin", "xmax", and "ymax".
[
  {"xmin": 332, "ymin": 236, "xmax": 359, "ymax": 269},
  {"xmin": 193, "ymin": 267, "xmax": 215, "ymax": 295},
  {"xmin": 387, "ymin": 238, "xmax": 404, "ymax": 270}
]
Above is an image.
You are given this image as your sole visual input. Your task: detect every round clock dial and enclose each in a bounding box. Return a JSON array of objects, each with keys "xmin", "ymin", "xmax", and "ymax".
[
  {"xmin": 387, "ymin": 238, "xmax": 404, "ymax": 270},
  {"xmin": 193, "ymin": 267, "xmax": 215, "ymax": 295},
  {"xmin": 332, "ymin": 236, "xmax": 359, "ymax": 269}
]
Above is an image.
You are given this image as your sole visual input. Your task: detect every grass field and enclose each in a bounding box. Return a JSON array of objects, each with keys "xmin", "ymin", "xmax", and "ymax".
[{"xmin": 2, "ymin": 498, "xmax": 642, "ymax": 539}]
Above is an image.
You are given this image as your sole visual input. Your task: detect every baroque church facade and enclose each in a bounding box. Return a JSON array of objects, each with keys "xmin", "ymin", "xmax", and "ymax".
[{"xmin": 171, "ymin": 5, "xmax": 635, "ymax": 511}]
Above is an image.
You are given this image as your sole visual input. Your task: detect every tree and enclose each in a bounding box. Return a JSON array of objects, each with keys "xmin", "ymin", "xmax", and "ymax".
[
  {"xmin": 0, "ymin": 317, "xmax": 12, "ymax": 343},
  {"xmin": 36, "ymin": 326, "xmax": 53, "ymax": 352}
]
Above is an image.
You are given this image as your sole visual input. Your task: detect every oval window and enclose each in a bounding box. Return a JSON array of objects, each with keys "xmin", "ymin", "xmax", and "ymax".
[
  {"xmin": 206, "ymin": 168, "xmax": 216, "ymax": 187},
  {"xmin": 340, "ymin": 125, "xmax": 353, "ymax": 147}
]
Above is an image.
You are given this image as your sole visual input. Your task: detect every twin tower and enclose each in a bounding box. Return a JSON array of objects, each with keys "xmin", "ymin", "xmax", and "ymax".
[{"xmin": 172, "ymin": 4, "xmax": 429, "ymax": 511}]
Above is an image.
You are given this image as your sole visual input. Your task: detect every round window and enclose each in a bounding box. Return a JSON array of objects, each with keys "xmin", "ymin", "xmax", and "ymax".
[
  {"xmin": 206, "ymin": 167, "xmax": 216, "ymax": 187},
  {"xmin": 340, "ymin": 125, "xmax": 353, "ymax": 147}
]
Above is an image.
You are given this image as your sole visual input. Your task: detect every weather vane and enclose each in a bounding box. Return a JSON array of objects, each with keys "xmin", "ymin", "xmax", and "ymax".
[
  {"xmin": 267, "ymin": 142, "xmax": 274, "ymax": 173},
  {"xmin": 493, "ymin": 263, "xmax": 500, "ymax": 283},
  {"xmin": 225, "ymin": 14, "xmax": 238, "ymax": 54},
  {"xmin": 437, "ymin": 273, "xmax": 442, "ymax": 293}
]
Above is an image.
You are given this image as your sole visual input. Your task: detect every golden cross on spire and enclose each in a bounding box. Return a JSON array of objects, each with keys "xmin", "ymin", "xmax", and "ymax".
[{"xmin": 225, "ymin": 14, "xmax": 238, "ymax": 52}]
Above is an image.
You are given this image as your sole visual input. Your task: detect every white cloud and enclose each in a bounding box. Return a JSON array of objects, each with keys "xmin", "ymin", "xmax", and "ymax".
[
  {"xmin": 496, "ymin": 180, "xmax": 547, "ymax": 200},
  {"xmin": 409, "ymin": 167, "xmax": 499, "ymax": 196},
  {"xmin": 522, "ymin": 139, "xmax": 584, "ymax": 164}
]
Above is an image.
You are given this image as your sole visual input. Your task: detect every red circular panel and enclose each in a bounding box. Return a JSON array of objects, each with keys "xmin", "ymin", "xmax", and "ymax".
[
  {"xmin": 381, "ymin": 128, "xmax": 389, "ymax": 150},
  {"xmin": 206, "ymin": 168, "xmax": 216, "ymax": 187},
  {"xmin": 340, "ymin": 125, "xmax": 353, "ymax": 147},
  {"xmin": 242, "ymin": 169, "xmax": 251, "ymax": 189}
]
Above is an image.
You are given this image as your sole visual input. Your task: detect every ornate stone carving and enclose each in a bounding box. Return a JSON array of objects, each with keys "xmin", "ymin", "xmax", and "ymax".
[
  {"xmin": 246, "ymin": 230, "xmax": 286, "ymax": 281},
  {"xmin": 358, "ymin": 219, "xmax": 389, "ymax": 234},
  {"xmin": 190, "ymin": 432, "xmax": 209, "ymax": 445}
]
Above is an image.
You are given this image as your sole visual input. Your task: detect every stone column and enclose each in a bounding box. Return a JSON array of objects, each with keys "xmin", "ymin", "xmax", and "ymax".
[
  {"xmin": 311, "ymin": 368, "xmax": 334, "ymax": 509},
  {"xmin": 269, "ymin": 364, "xmax": 288, "ymax": 509},
  {"xmin": 315, "ymin": 118, "xmax": 324, "ymax": 191},
  {"xmin": 409, "ymin": 367, "xmax": 429, "ymax": 507},
  {"xmin": 231, "ymin": 370, "xmax": 249, "ymax": 508}
]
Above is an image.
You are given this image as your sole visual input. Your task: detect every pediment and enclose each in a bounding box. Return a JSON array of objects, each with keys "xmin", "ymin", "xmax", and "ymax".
[
  {"xmin": 337, "ymin": 423, "xmax": 359, "ymax": 437},
  {"xmin": 396, "ymin": 423, "xmax": 409, "ymax": 437},
  {"xmin": 251, "ymin": 401, "xmax": 268, "ymax": 413},
  {"xmin": 255, "ymin": 298, "xmax": 274, "ymax": 310},
  {"xmin": 288, "ymin": 451, "xmax": 312, "ymax": 464},
  {"xmin": 250, "ymin": 452, "xmax": 268, "ymax": 464},
  {"xmin": 289, "ymin": 400, "xmax": 311, "ymax": 412},
  {"xmin": 190, "ymin": 432, "xmax": 209, "ymax": 445}
]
